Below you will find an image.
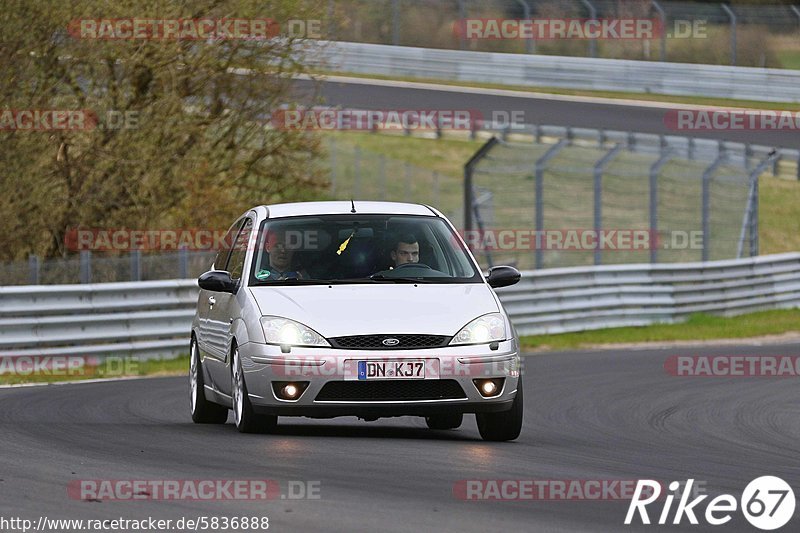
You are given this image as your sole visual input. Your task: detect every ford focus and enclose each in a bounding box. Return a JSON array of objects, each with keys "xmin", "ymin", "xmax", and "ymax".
[{"xmin": 189, "ymin": 201, "xmax": 523, "ymax": 441}]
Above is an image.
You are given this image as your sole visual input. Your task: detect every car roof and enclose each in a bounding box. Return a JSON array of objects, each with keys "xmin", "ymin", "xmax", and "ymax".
[{"xmin": 259, "ymin": 201, "xmax": 438, "ymax": 218}]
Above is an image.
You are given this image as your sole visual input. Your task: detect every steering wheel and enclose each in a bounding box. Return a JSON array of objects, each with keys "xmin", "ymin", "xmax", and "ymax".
[{"xmin": 393, "ymin": 262, "xmax": 431, "ymax": 270}]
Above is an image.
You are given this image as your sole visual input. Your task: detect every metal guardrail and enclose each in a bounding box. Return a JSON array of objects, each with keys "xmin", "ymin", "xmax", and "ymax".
[
  {"xmin": 314, "ymin": 41, "xmax": 800, "ymax": 103},
  {"xmin": 1, "ymin": 253, "xmax": 799, "ymax": 358},
  {"xmin": 322, "ymin": 0, "xmax": 800, "ymax": 66},
  {"xmin": 0, "ymin": 280, "xmax": 198, "ymax": 358},
  {"xmin": 498, "ymin": 252, "xmax": 800, "ymax": 334}
]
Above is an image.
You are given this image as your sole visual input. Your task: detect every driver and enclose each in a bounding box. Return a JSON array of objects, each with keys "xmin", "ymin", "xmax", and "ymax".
[{"xmin": 390, "ymin": 233, "xmax": 419, "ymax": 268}]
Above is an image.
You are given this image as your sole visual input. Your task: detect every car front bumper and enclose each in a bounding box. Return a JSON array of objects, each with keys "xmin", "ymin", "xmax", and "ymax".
[{"xmin": 237, "ymin": 340, "xmax": 521, "ymax": 418}]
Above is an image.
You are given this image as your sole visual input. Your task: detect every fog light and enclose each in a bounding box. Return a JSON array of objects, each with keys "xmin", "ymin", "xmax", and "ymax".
[
  {"xmin": 473, "ymin": 378, "xmax": 504, "ymax": 398},
  {"xmin": 272, "ymin": 381, "xmax": 309, "ymax": 401}
]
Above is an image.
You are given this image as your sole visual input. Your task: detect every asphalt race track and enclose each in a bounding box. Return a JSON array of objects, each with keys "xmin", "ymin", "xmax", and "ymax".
[
  {"xmin": 292, "ymin": 77, "xmax": 800, "ymax": 149},
  {"xmin": 1, "ymin": 343, "xmax": 798, "ymax": 532}
]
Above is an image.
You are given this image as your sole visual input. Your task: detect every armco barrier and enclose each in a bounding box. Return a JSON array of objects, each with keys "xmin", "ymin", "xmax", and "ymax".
[
  {"xmin": 0, "ymin": 280, "xmax": 198, "ymax": 358},
  {"xmin": 312, "ymin": 41, "xmax": 800, "ymax": 103},
  {"xmin": 1, "ymin": 253, "xmax": 799, "ymax": 358},
  {"xmin": 497, "ymin": 252, "xmax": 800, "ymax": 334}
]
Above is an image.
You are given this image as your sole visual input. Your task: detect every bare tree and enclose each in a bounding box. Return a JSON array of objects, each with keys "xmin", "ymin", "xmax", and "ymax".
[{"xmin": 0, "ymin": 0, "xmax": 327, "ymax": 260}]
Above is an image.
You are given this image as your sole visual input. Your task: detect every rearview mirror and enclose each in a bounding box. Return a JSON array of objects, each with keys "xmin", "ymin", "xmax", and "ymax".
[
  {"xmin": 485, "ymin": 266, "xmax": 521, "ymax": 288},
  {"xmin": 198, "ymin": 270, "xmax": 238, "ymax": 293}
]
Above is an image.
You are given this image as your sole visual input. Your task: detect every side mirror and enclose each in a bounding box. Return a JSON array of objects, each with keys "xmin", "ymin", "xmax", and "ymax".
[
  {"xmin": 485, "ymin": 266, "xmax": 521, "ymax": 288},
  {"xmin": 198, "ymin": 270, "xmax": 238, "ymax": 293}
]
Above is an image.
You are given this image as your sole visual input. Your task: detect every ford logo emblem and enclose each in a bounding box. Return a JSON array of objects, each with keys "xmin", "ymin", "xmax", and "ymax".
[{"xmin": 382, "ymin": 338, "xmax": 400, "ymax": 346}]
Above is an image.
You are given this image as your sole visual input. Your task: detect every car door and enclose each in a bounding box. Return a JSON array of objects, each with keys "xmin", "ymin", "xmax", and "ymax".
[
  {"xmin": 204, "ymin": 216, "xmax": 254, "ymax": 393},
  {"xmin": 196, "ymin": 219, "xmax": 242, "ymax": 362}
]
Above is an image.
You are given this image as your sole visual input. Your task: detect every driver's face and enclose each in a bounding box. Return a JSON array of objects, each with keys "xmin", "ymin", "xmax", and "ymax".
[
  {"xmin": 266, "ymin": 233, "xmax": 294, "ymax": 271},
  {"xmin": 392, "ymin": 242, "xmax": 419, "ymax": 266}
]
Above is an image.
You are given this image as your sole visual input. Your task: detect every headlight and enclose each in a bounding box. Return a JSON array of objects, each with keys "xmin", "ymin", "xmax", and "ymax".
[
  {"xmin": 260, "ymin": 316, "xmax": 330, "ymax": 347},
  {"xmin": 449, "ymin": 313, "xmax": 507, "ymax": 345}
]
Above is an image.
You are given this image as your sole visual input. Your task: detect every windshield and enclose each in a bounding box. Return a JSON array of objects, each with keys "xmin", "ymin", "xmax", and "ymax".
[{"xmin": 248, "ymin": 214, "xmax": 481, "ymax": 285}]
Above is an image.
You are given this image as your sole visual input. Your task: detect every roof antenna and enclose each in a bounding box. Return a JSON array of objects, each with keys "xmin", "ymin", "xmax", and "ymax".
[{"xmin": 350, "ymin": 199, "xmax": 356, "ymax": 213}]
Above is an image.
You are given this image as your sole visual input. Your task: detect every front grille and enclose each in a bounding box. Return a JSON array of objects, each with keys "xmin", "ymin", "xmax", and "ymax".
[
  {"xmin": 315, "ymin": 379, "xmax": 467, "ymax": 402},
  {"xmin": 328, "ymin": 334, "xmax": 450, "ymax": 350}
]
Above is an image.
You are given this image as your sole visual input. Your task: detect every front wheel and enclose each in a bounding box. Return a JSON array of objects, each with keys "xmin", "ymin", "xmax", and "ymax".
[
  {"xmin": 475, "ymin": 378, "xmax": 523, "ymax": 441},
  {"xmin": 189, "ymin": 338, "xmax": 228, "ymax": 424},
  {"xmin": 232, "ymin": 345, "xmax": 277, "ymax": 434}
]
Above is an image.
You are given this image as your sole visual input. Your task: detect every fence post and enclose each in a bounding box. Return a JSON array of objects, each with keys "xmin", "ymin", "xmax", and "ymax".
[
  {"xmin": 649, "ymin": 151, "xmax": 674, "ymax": 263},
  {"xmin": 721, "ymin": 3, "xmax": 737, "ymax": 66},
  {"xmin": 651, "ymin": 0, "xmax": 667, "ymax": 61},
  {"xmin": 534, "ymin": 139, "xmax": 570, "ymax": 269},
  {"xmin": 79, "ymin": 250, "xmax": 91, "ymax": 284},
  {"xmin": 751, "ymin": 169, "xmax": 759, "ymax": 256},
  {"xmin": 379, "ymin": 154, "xmax": 387, "ymax": 199},
  {"xmin": 327, "ymin": 0, "xmax": 336, "ymax": 40},
  {"xmin": 457, "ymin": 0, "xmax": 467, "ymax": 50},
  {"xmin": 404, "ymin": 162, "xmax": 412, "ymax": 202},
  {"xmin": 178, "ymin": 246, "xmax": 188, "ymax": 278},
  {"xmin": 463, "ymin": 137, "xmax": 499, "ymax": 239},
  {"xmin": 771, "ymin": 151, "xmax": 781, "ymax": 176},
  {"xmin": 515, "ymin": 0, "xmax": 533, "ymax": 54},
  {"xmin": 592, "ymin": 144, "xmax": 623, "ymax": 265},
  {"xmin": 744, "ymin": 143, "xmax": 752, "ymax": 171},
  {"xmin": 580, "ymin": 0, "xmax": 598, "ymax": 58},
  {"xmin": 28, "ymin": 254, "xmax": 40, "ymax": 285},
  {"xmin": 701, "ymin": 154, "xmax": 725, "ymax": 262},
  {"xmin": 329, "ymin": 137, "xmax": 337, "ymax": 195},
  {"xmin": 792, "ymin": 6, "xmax": 800, "ymax": 26},
  {"xmin": 354, "ymin": 145, "xmax": 361, "ymax": 198},
  {"xmin": 130, "ymin": 249, "xmax": 141, "ymax": 281},
  {"xmin": 737, "ymin": 152, "xmax": 774, "ymax": 258},
  {"xmin": 391, "ymin": 0, "xmax": 400, "ymax": 45}
]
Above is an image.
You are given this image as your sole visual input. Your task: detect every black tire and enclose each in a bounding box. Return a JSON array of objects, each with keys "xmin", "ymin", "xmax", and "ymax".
[
  {"xmin": 189, "ymin": 337, "xmax": 229, "ymax": 424},
  {"xmin": 476, "ymin": 378, "xmax": 523, "ymax": 441},
  {"xmin": 231, "ymin": 344, "xmax": 277, "ymax": 434},
  {"xmin": 425, "ymin": 413, "xmax": 463, "ymax": 430}
]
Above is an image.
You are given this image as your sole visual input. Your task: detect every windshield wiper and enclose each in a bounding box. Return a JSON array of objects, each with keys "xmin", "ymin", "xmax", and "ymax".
[
  {"xmin": 367, "ymin": 274, "xmax": 433, "ymax": 283},
  {"xmin": 253, "ymin": 278, "xmax": 325, "ymax": 285}
]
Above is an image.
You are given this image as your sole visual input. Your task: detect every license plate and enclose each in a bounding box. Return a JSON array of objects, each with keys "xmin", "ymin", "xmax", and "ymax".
[{"xmin": 357, "ymin": 360, "xmax": 425, "ymax": 380}]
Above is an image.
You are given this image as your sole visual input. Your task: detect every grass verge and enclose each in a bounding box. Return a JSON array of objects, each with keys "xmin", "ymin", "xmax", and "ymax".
[
  {"xmin": 0, "ymin": 354, "xmax": 188, "ymax": 386},
  {"xmin": 519, "ymin": 309, "xmax": 800, "ymax": 351}
]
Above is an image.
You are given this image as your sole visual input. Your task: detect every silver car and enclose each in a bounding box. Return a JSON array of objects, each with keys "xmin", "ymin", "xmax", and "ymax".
[{"xmin": 189, "ymin": 201, "xmax": 523, "ymax": 441}]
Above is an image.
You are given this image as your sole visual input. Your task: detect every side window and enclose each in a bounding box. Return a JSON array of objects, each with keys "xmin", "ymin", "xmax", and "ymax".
[
  {"xmin": 214, "ymin": 219, "xmax": 243, "ymax": 271},
  {"xmin": 227, "ymin": 218, "xmax": 254, "ymax": 280}
]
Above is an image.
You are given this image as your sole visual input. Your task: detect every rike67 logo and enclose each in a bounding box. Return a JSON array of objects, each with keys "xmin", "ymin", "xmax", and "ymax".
[{"xmin": 625, "ymin": 477, "xmax": 795, "ymax": 530}]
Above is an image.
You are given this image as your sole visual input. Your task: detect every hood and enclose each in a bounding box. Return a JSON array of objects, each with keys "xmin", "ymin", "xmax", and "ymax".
[{"xmin": 249, "ymin": 283, "xmax": 499, "ymax": 338}]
